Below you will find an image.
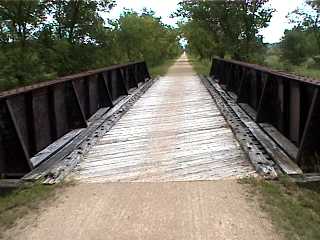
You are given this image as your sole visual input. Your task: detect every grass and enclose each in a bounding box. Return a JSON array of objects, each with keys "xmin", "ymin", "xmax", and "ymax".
[
  {"xmin": 0, "ymin": 182, "xmax": 60, "ymax": 237},
  {"xmin": 291, "ymin": 66, "xmax": 320, "ymax": 80},
  {"xmin": 241, "ymin": 177, "xmax": 320, "ymax": 240},
  {"xmin": 188, "ymin": 55, "xmax": 212, "ymax": 76},
  {"xmin": 149, "ymin": 59, "xmax": 177, "ymax": 78},
  {"xmin": 149, "ymin": 55, "xmax": 212, "ymax": 77},
  {"xmin": 264, "ymin": 54, "xmax": 320, "ymax": 80}
]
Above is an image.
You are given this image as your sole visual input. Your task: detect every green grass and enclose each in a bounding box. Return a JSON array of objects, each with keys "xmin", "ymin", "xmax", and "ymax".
[
  {"xmin": 0, "ymin": 183, "xmax": 60, "ymax": 237},
  {"xmin": 264, "ymin": 54, "xmax": 320, "ymax": 80},
  {"xmin": 188, "ymin": 55, "xmax": 212, "ymax": 76},
  {"xmin": 291, "ymin": 66, "xmax": 320, "ymax": 80},
  {"xmin": 241, "ymin": 177, "xmax": 320, "ymax": 240},
  {"xmin": 149, "ymin": 59, "xmax": 176, "ymax": 78}
]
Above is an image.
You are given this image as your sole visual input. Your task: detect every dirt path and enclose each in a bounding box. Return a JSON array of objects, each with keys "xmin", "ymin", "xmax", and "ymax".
[
  {"xmin": 5, "ymin": 181, "xmax": 281, "ymax": 240},
  {"xmin": 4, "ymin": 55, "xmax": 282, "ymax": 240}
]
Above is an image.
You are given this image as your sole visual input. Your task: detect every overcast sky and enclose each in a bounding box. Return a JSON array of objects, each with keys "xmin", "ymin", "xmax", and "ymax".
[{"xmin": 108, "ymin": 0, "xmax": 306, "ymax": 43}]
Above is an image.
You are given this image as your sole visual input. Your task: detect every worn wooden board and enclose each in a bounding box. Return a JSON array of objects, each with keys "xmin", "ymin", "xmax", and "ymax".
[
  {"xmin": 23, "ymin": 77, "xmax": 155, "ymax": 182},
  {"xmin": 73, "ymin": 55, "xmax": 255, "ymax": 183},
  {"xmin": 260, "ymin": 123, "xmax": 298, "ymax": 159},
  {"xmin": 30, "ymin": 129, "xmax": 83, "ymax": 167},
  {"xmin": 206, "ymin": 77, "xmax": 302, "ymax": 176}
]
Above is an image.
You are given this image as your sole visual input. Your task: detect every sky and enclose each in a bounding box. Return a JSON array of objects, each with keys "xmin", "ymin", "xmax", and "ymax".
[{"xmin": 108, "ymin": 0, "xmax": 307, "ymax": 44}]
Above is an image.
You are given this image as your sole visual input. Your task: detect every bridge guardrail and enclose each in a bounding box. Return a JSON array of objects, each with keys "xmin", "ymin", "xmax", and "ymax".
[
  {"xmin": 211, "ymin": 57, "xmax": 320, "ymax": 171},
  {"xmin": 0, "ymin": 61, "xmax": 150, "ymax": 177}
]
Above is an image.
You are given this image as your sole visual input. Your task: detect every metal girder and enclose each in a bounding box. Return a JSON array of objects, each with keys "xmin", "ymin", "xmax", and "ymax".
[
  {"xmin": 211, "ymin": 57, "xmax": 320, "ymax": 172},
  {"xmin": 0, "ymin": 61, "xmax": 150, "ymax": 177}
]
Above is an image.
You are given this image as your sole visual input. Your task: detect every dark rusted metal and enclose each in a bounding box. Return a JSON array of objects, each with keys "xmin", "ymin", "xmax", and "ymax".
[
  {"xmin": 211, "ymin": 57, "xmax": 320, "ymax": 172},
  {"xmin": 0, "ymin": 61, "xmax": 150, "ymax": 177}
]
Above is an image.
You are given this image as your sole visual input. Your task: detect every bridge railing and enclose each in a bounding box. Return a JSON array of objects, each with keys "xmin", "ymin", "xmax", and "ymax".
[
  {"xmin": 210, "ymin": 57, "xmax": 320, "ymax": 171},
  {"xmin": 0, "ymin": 61, "xmax": 150, "ymax": 177}
]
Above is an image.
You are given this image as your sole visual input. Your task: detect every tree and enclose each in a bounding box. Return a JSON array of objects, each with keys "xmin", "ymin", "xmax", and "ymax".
[
  {"xmin": 0, "ymin": 0, "xmax": 45, "ymax": 45},
  {"xmin": 281, "ymin": 28, "xmax": 318, "ymax": 65},
  {"xmin": 179, "ymin": 20, "xmax": 218, "ymax": 59},
  {"xmin": 282, "ymin": 0, "xmax": 320, "ymax": 65},
  {"xmin": 174, "ymin": 0, "xmax": 274, "ymax": 61},
  {"xmin": 0, "ymin": 2, "xmax": 181, "ymax": 91},
  {"xmin": 288, "ymin": 0, "xmax": 320, "ymax": 52},
  {"xmin": 113, "ymin": 9, "xmax": 181, "ymax": 66},
  {"xmin": 0, "ymin": 0, "xmax": 50, "ymax": 86},
  {"xmin": 46, "ymin": 0, "xmax": 115, "ymax": 44}
]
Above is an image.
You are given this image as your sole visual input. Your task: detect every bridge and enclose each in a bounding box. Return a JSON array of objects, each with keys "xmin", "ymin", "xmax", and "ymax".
[
  {"xmin": 1, "ymin": 54, "xmax": 319, "ymax": 184},
  {"xmin": 73, "ymin": 55, "xmax": 254, "ymax": 182},
  {"xmin": 2, "ymin": 54, "xmax": 320, "ymax": 239}
]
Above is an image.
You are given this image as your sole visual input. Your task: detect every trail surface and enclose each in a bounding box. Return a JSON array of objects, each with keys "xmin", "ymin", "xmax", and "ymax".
[
  {"xmin": 75, "ymin": 54, "xmax": 254, "ymax": 182},
  {"xmin": 5, "ymin": 55, "xmax": 281, "ymax": 240}
]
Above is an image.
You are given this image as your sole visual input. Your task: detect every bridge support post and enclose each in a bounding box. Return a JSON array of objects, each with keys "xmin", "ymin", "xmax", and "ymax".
[
  {"xmin": 0, "ymin": 100, "xmax": 32, "ymax": 177},
  {"xmin": 297, "ymin": 88, "xmax": 320, "ymax": 169}
]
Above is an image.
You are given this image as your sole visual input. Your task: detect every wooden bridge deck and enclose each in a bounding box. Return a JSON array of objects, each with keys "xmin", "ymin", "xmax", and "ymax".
[{"xmin": 73, "ymin": 55, "xmax": 255, "ymax": 182}]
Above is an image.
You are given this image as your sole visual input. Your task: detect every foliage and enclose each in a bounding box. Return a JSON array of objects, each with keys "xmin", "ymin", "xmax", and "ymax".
[
  {"xmin": 149, "ymin": 59, "xmax": 176, "ymax": 78},
  {"xmin": 289, "ymin": 0, "xmax": 320, "ymax": 50},
  {"xmin": 188, "ymin": 54, "xmax": 211, "ymax": 76},
  {"xmin": 45, "ymin": 0, "xmax": 115, "ymax": 44},
  {"xmin": 241, "ymin": 177, "xmax": 320, "ymax": 240},
  {"xmin": 280, "ymin": 29, "xmax": 318, "ymax": 65},
  {"xmin": 281, "ymin": 0, "xmax": 320, "ymax": 65},
  {"xmin": 0, "ymin": 0, "xmax": 46, "ymax": 44},
  {"xmin": 0, "ymin": 1, "xmax": 181, "ymax": 91},
  {"xmin": 0, "ymin": 183, "xmax": 58, "ymax": 237},
  {"xmin": 272, "ymin": 0, "xmax": 320, "ymax": 77},
  {"xmin": 113, "ymin": 9, "xmax": 181, "ymax": 67},
  {"xmin": 263, "ymin": 44, "xmax": 320, "ymax": 80},
  {"xmin": 179, "ymin": 20, "xmax": 217, "ymax": 60},
  {"xmin": 175, "ymin": 0, "xmax": 274, "ymax": 61}
]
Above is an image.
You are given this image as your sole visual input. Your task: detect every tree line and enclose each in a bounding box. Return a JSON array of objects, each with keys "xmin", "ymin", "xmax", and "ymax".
[
  {"xmin": 177, "ymin": 0, "xmax": 320, "ymax": 78},
  {"xmin": 175, "ymin": 0, "xmax": 274, "ymax": 62},
  {"xmin": 281, "ymin": 0, "xmax": 320, "ymax": 66},
  {"xmin": 0, "ymin": 0, "xmax": 181, "ymax": 91}
]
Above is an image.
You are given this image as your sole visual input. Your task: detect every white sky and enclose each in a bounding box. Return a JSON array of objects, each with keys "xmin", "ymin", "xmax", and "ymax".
[
  {"xmin": 107, "ymin": 0, "xmax": 307, "ymax": 43},
  {"xmin": 108, "ymin": 0, "xmax": 180, "ymax": 26}
]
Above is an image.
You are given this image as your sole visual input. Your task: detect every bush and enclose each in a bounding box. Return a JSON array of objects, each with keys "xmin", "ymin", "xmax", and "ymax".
[{"xmin": 281, "ymin": 29, "xmax": 318, "ymax": 65}]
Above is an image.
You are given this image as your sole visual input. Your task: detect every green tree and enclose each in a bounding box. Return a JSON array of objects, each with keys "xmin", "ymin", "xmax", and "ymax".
[
  {"xmin": 0, "ymin": 0, "xmax": 50, "ymax": 88},
  {"xmin": 283, "ymin": 0, "xmax": 320, "ymax": 65},
  {"xmin": 46, "ymin": 0, "xmax": 115, "ymax": 44},
  {"xmin": 175, "ymin": 0, "xmax": 273, "ymax": 61},
  {"xmin": 0, "ymin": 2, "xmax": 181, "ymax": 91},
  {"xmin": 0, "ymin": 0, "xmax": 45, "ymax": 45},
  {"xmin": 179, "ymin": 20, "xmax": 218, "ymax": 59},
  {"xmin": 291, "ymin": 0, "xmax": 320, "ymax": 49},
  {"xmin": 280, "ymin": 28, "xmax": 318, "ymax": 65},
  {"xmin": 114, "ymin": 9, "xmax": 181, "ymax": 67}
]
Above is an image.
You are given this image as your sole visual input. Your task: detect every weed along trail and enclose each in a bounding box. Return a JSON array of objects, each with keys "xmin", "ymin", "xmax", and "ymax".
[{"xmin": 4, "ymin": 55, "xmax": 282, "ymax": 240}]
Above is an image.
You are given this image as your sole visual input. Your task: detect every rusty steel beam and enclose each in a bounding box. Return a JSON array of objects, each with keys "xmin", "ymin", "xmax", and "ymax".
[
  {"xmin": 0, "ymin": 61, "xmax": 150, "ymax": 177},
  {"xmin": 211, "ymin": 57, "xmax": 320, "ymax": 172}
]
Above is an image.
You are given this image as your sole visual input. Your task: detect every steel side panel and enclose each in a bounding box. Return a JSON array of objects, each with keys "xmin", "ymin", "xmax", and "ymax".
[
  {"xmin": 289, "ymin": 81, "xmax": 301, "ymax": 144},
  {"xmin": 32, "ymin": 89, "xmax": 52, "ymax": 153}
]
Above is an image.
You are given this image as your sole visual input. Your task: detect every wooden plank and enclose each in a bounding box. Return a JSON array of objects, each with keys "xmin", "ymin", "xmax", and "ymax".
[
  {"xmin": 291, "ymin": 173, "xmax": 320, "ymax": 183},
  {"xmin": 30, "ymin": 129, "xmax": 83, "ymax": 167},
  {"xmin": 247, "ymin": 125, "xmax": 302, "ymax": 175},
  {"xmin": 75, "ymin": 56, "xmax": 255, "ymax": 183},
  {"xmin": 0, "ymin": 179, "xmax": 30, "ymax": 189},
  {"xmin": 205, "ymin": 77, "xmax": 303, "ymax": 175},
  {"xmin": 201, "ymin": 76, "xmax": 278, "ymax": 178},
  {"xmin": 239, "ymin": 103, "xmax": 257, "ymax": 120},
  {"xmin": 260, "ymin": 123, "xmax": 298, "ymax": 159},
  {"xmin": 23, "ymin": 77, "xmax": 155, "ymax": 182}
]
